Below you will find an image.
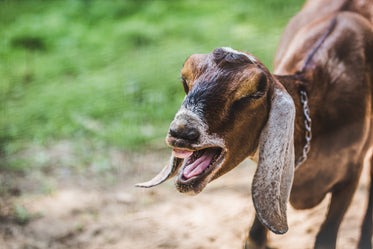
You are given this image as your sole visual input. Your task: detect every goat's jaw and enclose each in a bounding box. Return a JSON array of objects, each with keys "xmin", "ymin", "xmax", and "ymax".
[{"xmin": 172, "ymin": 146, "xmax": 227, "ymax": 195}]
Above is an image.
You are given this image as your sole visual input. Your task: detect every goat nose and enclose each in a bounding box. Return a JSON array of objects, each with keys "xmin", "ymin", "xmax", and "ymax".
[{"xmin": 169, "ymin": 121, "xmax": 200, "ymax": 141}]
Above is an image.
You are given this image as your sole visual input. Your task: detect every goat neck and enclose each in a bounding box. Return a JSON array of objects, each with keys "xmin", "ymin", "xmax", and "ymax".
[{"xmin": 274, "ymin": 74, "xmax": 311, "ymax": 165}]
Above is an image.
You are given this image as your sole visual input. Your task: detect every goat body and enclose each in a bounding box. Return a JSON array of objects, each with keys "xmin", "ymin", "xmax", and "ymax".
[{"xmin": 137, "ymin": 0, "xmax": 373, "ymax": 248}]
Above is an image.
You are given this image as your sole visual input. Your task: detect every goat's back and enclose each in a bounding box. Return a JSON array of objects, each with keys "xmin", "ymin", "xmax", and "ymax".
[{"xmin": 275, "ymin": 0, "xmax": 373, "ymax": 71}]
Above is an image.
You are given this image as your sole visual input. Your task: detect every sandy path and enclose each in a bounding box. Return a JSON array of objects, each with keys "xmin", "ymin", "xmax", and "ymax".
[{"xmin": 0, "ymin": 151, "xmax": 370, "ymax": 249}]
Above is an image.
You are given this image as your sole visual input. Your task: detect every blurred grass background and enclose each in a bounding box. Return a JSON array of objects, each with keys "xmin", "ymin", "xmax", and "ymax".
[{"xmin": 0, "ymin": 0, "xmax": 304, "ymax": 174}]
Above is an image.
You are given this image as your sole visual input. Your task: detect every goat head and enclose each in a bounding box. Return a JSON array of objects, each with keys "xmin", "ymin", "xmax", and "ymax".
[{"xmin": 136, "ymin": 47, "xmax": 295, "ymax": 233}]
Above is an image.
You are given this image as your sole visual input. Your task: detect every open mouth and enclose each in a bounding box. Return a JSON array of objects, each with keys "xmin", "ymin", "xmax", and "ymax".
[{"xmin": 173, "ymin": 147, "xmax": 225, "ymax": 182}]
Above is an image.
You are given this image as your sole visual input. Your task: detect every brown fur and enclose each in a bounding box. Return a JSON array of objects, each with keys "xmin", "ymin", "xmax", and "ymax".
[
  {"xmin": 246, "ymin": 1, "xmax": 373, "ymax": 248},
  {"xmin": 137, "ymin": 1, "xmax": 373, "ymax": 248}
]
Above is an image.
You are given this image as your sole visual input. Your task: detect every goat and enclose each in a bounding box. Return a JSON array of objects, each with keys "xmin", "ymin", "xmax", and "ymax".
[{"xmin": 136, "ymin": 0, "xmax": 373, "ymax": 248}]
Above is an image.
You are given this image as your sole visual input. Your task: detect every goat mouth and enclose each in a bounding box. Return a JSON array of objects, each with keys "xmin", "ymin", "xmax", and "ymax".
[{"xmin": 173, "ymin": 147, "xmax": 225, "ymax": 185}]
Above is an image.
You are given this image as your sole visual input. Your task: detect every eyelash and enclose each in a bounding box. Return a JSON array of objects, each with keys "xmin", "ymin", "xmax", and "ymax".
[
  {"xmin": 234, "ymin": 92, "xmax": 264, "ymax": 106},
  {"xmin": 182, "ymin": 78, "xmax": 189, "ymax": 93}
]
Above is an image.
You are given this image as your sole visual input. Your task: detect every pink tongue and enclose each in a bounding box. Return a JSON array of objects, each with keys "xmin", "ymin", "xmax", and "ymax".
[
  {"xmin": 183, "ymin": 150, "xmax": 215, "ymax": 179},
  {"xmin": 172, "ymin": 149, "xmax": 193, "ymax": 159}
]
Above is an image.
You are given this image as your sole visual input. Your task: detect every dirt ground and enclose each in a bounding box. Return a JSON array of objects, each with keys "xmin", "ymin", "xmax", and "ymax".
[{"xmin": 0, "ymin": 149, "xmax": 371, "ymax": 249}]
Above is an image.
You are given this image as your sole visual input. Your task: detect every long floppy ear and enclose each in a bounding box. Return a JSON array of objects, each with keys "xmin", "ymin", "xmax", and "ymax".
[
  {"xmin": 135, "ymin": 157, "xmax": 183, "ymax": 188},
  {"xmin": 252, "ymin": 84, "xmax": 295, "ymax": 234}
]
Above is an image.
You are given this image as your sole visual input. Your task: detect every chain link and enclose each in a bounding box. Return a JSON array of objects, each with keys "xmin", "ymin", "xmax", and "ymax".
[{"xmin": 295, "ymin": 90, "xmax": 312, "ymax": 166}]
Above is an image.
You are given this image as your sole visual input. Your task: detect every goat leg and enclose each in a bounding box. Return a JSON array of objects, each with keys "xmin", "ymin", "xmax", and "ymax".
[
  {"xmin": 358, "ymin": 155, "xmax": 373, "ymax": 249},
  {"xmin": 244, "ymin": 215, "xmax": 268, "ymax": 249},
  {"xmin": 314, "ymin": 170, "xmax": 360, "ymax": 249}
]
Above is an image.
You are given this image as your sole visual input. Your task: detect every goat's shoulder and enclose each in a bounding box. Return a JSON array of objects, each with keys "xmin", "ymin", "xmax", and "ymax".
[
  {"xmin": 277, "ymin": 11, "xmax": 373, "ymax": 149},
  {"xmin": 307, "ymin": 12, "xmax": 373, "ymax": 114}
]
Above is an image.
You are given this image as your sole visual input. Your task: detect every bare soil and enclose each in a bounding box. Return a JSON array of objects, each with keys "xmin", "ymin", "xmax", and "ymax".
[{"xmin": 0, "ymin": 149, "xmax": 370, "ymax": 249}]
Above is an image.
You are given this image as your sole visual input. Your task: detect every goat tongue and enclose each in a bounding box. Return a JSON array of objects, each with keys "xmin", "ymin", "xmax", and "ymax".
[
  {"xmin": 183, "ymin": 149, "xmax": 215, "ymax": 179},
  {"xmin": 172, "ymin": 149, "xmax": 193, "ymax": 159}
]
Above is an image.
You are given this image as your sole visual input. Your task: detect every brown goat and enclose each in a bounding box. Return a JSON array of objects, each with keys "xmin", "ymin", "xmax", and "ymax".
[{"xmin": 136, "ymin": 0, "xmax": 373, "ymax": 248}]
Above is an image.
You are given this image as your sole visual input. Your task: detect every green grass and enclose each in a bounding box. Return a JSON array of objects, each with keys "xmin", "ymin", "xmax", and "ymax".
[{"xmin": 0, "ymin": 0, "xmax": 304, "ymax": 170}]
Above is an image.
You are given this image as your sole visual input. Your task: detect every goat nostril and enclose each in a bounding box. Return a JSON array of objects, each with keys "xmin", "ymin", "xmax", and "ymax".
[
  {"xmin": 169, "ymin": 126, "xmax": 200, "ymax": 141},
  {"xmin": 186, "ymin": 129, "xmax": 199, "ymax": 140},
  {"xmin": 169, "ymin": 127, "xmax": 178, "ymax": 138}
]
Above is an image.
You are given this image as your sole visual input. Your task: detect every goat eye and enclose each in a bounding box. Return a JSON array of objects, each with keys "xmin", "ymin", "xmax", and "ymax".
[
  {"xmin": 234, "ymin": 92, "xmax": 263, "ymax": 105},
  {"xmin": 235, "ymin": 95, "xmax": 254, "ymax": 105},
  {"xmin": 181, "ymin": 78, "xmax": 189, "ymax": 93}
]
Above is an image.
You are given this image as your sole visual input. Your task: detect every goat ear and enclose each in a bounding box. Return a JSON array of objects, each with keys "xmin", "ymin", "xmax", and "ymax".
[
  {"xmin": 135, "ymin": 156, "xmax": 183, "ymax": 188},
  {"xmin": 251, "ymin": 85, "xmax": 295, "ymax": 234}
]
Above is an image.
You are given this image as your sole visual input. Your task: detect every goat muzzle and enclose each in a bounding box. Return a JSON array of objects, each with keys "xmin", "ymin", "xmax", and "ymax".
[{"xmin": 136, "ymin": 106, "xmax": 227, "ymax": 193}]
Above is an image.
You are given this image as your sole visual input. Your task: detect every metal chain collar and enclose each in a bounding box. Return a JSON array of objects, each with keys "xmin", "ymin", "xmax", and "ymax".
[{"xmin": 295, "ymin": 90, "xmax": 312, "ymax": 166}]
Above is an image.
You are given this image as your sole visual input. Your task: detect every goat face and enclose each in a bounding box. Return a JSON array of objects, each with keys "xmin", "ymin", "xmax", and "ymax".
[
  {"xmin": 137, "ymin": 47, "xmax": 296, "ymax": 233},
  {"xmin": 167, "ymin": 47, "xmax": 270, "ymax": 195}
]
